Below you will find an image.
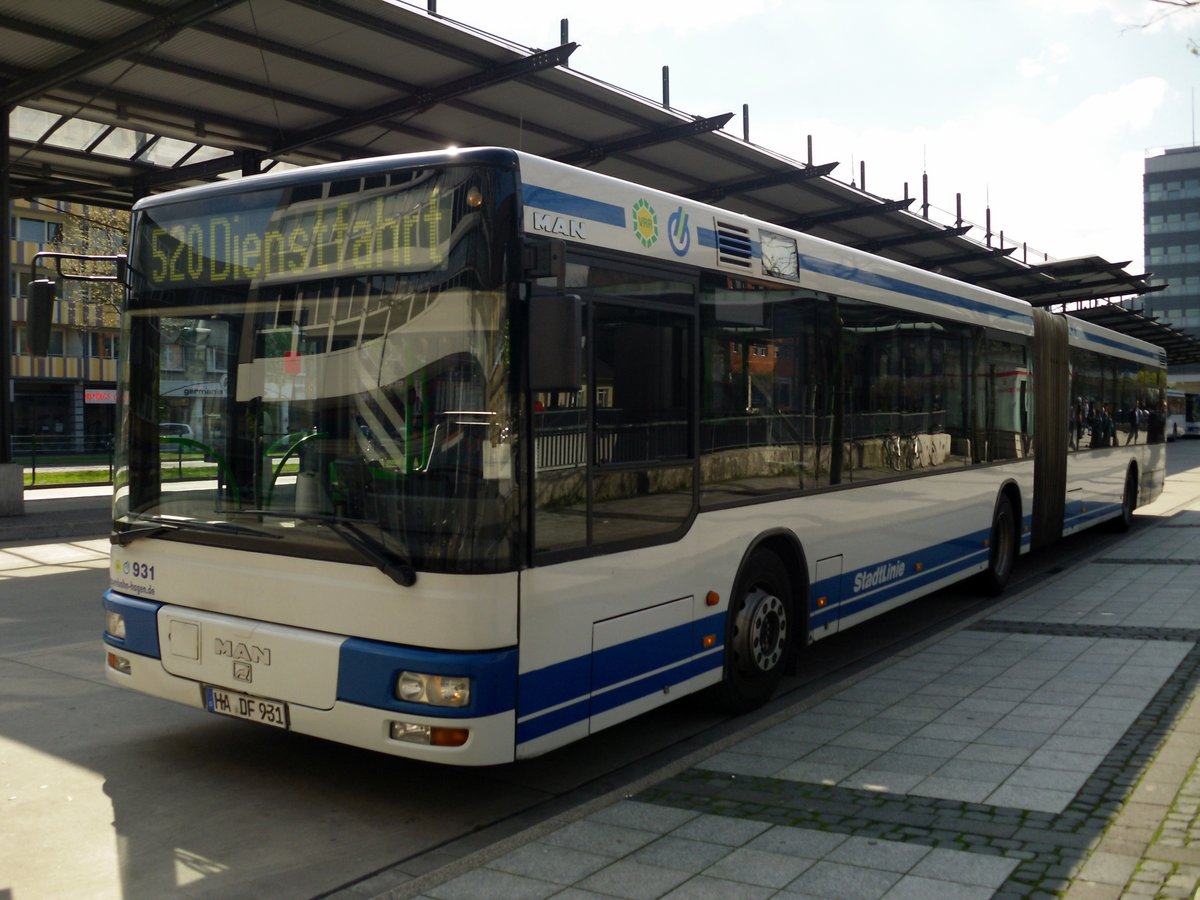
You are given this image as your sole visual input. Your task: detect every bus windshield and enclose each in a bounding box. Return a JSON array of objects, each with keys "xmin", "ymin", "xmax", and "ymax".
[{"xmin": 114, "ymin": 162, "xmax": 519, "ymax": 574}]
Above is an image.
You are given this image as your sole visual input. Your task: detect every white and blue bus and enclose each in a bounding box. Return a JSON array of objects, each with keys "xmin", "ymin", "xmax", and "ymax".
[
  {"xmin": 99, "ymin": 147, "xmax": 1166, "ymax": 764},
  {"xmin": 1166, "ymin": 388, "xmax": 1200, "ymax": 439}
]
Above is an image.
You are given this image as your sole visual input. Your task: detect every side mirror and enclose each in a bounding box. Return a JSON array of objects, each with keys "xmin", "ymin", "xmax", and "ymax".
[
  {"xmin": 529, "ymin": 293, "xmax": 582, "ymax": 392},
  {"xmin": 26, "ymin": 279, "xmax": 56, "ymax": 356},
  {"xmin": 522, "ymin": 237, "xmax": 565, "ymax": 280}
]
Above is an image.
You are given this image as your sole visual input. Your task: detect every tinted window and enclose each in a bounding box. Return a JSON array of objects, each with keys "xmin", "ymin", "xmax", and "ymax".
[
  {"xmin": 533, "ymin": 264, "xmax": 695, "ymax": 556},
  {"xmin": 698, "ymin": 274, "xmax": 1023, "ymax": 506}
]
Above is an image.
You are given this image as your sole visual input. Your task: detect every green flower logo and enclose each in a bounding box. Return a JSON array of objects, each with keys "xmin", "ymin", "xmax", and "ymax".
[{"xmin": 632, "ymin": 198, "xmax": 658, "ymax": 248}]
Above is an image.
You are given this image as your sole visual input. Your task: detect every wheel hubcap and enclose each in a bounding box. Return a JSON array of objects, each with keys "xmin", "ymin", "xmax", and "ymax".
[{"xmin": 736, "ymin": 588, "xmax": 787, "ymax": 673}]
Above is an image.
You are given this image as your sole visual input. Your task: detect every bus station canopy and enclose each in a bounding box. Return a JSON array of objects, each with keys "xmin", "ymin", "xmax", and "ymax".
[{"xmin": 3, "ymin": 0, "xmax": 1197, "ymax": 363}]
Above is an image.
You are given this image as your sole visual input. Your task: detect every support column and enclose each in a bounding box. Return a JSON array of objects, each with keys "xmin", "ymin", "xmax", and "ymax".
[{"xmin": 0, "ymin": 105, "xmax": 23, "ymax": 517}]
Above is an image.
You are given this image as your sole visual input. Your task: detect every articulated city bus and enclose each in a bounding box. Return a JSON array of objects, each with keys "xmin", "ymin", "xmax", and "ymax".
[{"xmin": 97, "ymin": 147, "xmax": 1166, "ymax": 764}]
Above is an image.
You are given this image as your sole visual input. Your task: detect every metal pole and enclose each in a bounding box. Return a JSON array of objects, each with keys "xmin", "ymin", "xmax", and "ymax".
[{"xmin": 1, "ymin": 107, "xmax": 12, "ymax": 465}]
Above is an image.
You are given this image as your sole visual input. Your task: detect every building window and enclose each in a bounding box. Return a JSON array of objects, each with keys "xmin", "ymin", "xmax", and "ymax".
[
  {"xmin": 207, "ymin": 346, "xmax": 228, "ymax": 372},
  {"xmin": 162, "ymin": 343, "xmax": 185, "ymax": 371},
  {"xmin": 45, "ymin": 329, "xmax": 65, "ymax": 357},
  {"xmin": 10, "ymin": 269, "xmax": 33, "ymax": 301},
  {"xmin": 12, "ymin": 217, "xmax": 57, "ymax": 244},
  {"xmin": 89, "ymin": 332, "xmax": 119, "ymax": 359}
]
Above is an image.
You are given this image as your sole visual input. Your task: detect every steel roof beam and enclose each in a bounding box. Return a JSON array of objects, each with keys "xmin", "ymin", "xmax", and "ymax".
[
  {"xmin": 84, "ymin": 124, "xmax": 119, "ymax": 154},
  {"xmin": 0, "ymin": 0, "xmax": 246, "ymax": 107},
  {"xmin": 784, "ymin": 197, "xmax": 913, "ymax": 230},
  {"xmin": 271, "ymin": 43, "xmax": 577, "ymax": 157},
  {"xmin": 131, "ymin": 133, "xmax": 162, "ymax": 161},
  {"xmin": 142, "ymin": 150, "xmax": 249, "ymax": 187},
  {"xmin": 557, "ymin": 114, "xmax": 735, "ymax": 166},
  {"xmin": 195, "ymin": 19, "xmax": 420, "ymax": 94},
  {"xmin": 688, "ymin": 162, "xmax": 839, "ymax": 203},
  {"xmin": 125, "ymin": 52, "xmax": 348, "ymax": 118},
  {"xmin": 274, "ymin": 0, "xmax": 805, "ymax": 198},
  {"xmin": 10, "ymin": 177, "xmax": 131, "ymax": 204},
  {"xmin": 1031, "ymin": 259, "xmax": 1132, "ymax": 277},
  {"xmin": 919, "ymin": 245, "xmax": 1017, "ymax": 270},
  {"xmin": 1015, "ymin": 276, "xmax": 1147, "ymax": 300},
  {"xmin": 195, "ymin": 18, "xmax": 588, "ymax": 154},
  {"xmin": 856, "ymin": 224, "xmax": 972, "ymax": 253},
  {"xmin": 29, "ymin": 79, "xmax": 371, "ymax": 163},
  {"xmin": 286, "ymin": 0, "xmax": 499, "ymax": 69}
]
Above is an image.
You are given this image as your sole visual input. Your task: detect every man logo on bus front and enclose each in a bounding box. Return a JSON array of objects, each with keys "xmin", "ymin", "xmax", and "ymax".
[{"xmin": 233, "ymin": 661, "xmax": 252, "ymax": 683}]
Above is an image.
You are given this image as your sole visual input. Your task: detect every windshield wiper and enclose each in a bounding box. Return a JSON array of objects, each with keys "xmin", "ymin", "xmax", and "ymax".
[
  {"xmin": 241, "ymin": 509, "xmax": 417, "ymax": 587},
  {"xmin": 112, "ymin": 517, "xmax": 286, "ymax": 546}
]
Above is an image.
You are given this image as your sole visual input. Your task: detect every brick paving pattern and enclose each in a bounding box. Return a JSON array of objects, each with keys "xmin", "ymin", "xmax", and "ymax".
[{"xmin": 394, "ymin": 504, "xmax": 1200, "ymax": 900}]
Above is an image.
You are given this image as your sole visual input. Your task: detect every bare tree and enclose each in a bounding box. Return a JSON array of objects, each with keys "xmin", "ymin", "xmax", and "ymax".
[
  {"xmin": 1147, "ymin": 0, "xmax": 1200, "ymax": 53},
  {"xmin": 58, "ymin": 205, "xmax": 129, "ymax": 332}
]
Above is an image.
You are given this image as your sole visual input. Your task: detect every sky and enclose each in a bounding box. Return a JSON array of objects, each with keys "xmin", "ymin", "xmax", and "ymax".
[{"xmin": 424, "ymin": 0, "xmax": 1200, "ymax": 272}]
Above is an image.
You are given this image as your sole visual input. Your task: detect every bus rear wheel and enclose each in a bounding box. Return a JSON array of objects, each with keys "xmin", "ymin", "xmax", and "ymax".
[
  {"xmin": 1109, "ymin": 465, "xmax": 1138, "ymax": 532},
  {"xmin": 979, "ymin": 493, "xmax": 1017, "ymax": 596},
  {"xmin": 716, "ymin": 550, "xmax": 793, "ymax": 713}
]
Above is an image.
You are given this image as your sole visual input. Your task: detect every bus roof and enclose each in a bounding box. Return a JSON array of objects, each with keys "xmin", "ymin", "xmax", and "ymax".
[{"xmin": 130, "ymin": 145, "xmax": 1166, "ymax": 366}]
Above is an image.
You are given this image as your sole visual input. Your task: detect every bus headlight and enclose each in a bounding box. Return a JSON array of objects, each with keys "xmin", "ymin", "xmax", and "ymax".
[
  {"xmin": 395, "ymin": 671, "xmax": 471, "ymax": 707},
  {"xmin": 106, "ymin": 610, "xmax": 126, "ymax": 640}
]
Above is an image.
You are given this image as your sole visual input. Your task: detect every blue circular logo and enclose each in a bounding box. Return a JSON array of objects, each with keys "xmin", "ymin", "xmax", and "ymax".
[{"xmin": 667, "ymin": 207, "xmax": 691, "ymax": 257}]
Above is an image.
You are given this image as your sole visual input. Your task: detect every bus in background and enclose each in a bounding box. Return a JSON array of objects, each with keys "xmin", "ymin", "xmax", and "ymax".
[
  {"xmin": 90, "ymin": 148, "xmax": 1166, "ymax": 765},
  {"xmin": 1166, "ymin": 388, "xmax": 1200, "ymax": 439}
]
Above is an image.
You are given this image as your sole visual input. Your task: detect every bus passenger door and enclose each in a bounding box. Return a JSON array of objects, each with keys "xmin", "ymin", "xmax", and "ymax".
[{"xmin": 813, "ymin": 555, "xmax": 843, "ymax": 636}]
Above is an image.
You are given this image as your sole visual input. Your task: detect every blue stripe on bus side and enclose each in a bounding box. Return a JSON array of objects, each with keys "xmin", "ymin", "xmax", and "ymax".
[
  {"xmin": 103, "ymin": 590, "xmax": 163, "ymax": 658},
  {"xmin": 517, "ymin": 520, "xmax": 1020, "ymax": 743},
  {"xmin": 526, "ymin": 185, "xmax": 1032, "ymax": 328},
  {"xmin": 1067, "ymin": 322, "xmax": 1164, "ymax": 365},
  {"xmin": 590, "ymin": 652, "xmax": 723, "ymax": 718},
  {"xmin": 516, "ymin": 522, "xmax": 1039, "ymax": 745},
  {"xmin": 1063, "ymin": 500, "xmax": 1120, "ymax": 531},
  {"xmin": 515, "ymin": 612, "xmax": 727, "ymax": 743},
  {"xmin": 523, "ymin": 184, "xmax": 627, "ymax": 227},
  {"xmin": 795, "ymin": 254, "xmax": 1032, "ymax": 325},
  {"xmin": 810, "ymin": 515, "xmax": 1034, "ymax": 628},
  {"xmin": 518, "ymin": 654, "xmax": 592, "ymax": 718},
  {"xmin": 695, "ymin": 226, "xmax": 1027, "ymax": 324},
  {"xmin": 519, "ymin": 612, "xmax": 727, "ymax": 718},
  {"xmin": 516, "ymin": 654, "xmax": 725, "ymax": 745},
  {"xmin": 808, "ymin": 529, "xmax": 990, "ymax": 627},
  {"xmin": 592, "ymin": 620, "xmax": 694, "ymax": 688},
  {"xmin": 516, "ymin": 699, "xmax": 590, "ymax": 744}
]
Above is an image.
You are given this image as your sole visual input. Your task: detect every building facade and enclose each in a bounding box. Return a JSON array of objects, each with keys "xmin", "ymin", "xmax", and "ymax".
[
  {"xmin": 1145, "ymin": 146, "xmax": 1200, "ymax": 341},
  {"xmin": 9, "ymin": 199, "xmax": 123, "ymax": 451}
]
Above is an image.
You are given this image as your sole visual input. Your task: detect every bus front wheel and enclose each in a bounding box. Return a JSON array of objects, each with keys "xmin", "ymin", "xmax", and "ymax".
[{"xmin": 716, "ymin": 550, "xmax": 793, "ymax": 713}]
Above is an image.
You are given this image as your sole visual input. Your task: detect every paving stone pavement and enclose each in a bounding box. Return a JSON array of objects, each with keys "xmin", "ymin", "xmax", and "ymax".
[
  {"xmin": 371, "ymin": 497, "xmax": 1200, "ymax": 900},
  {"xmin": 10, "ymin": 487, "xmax": 1197, "ymax": 898}
]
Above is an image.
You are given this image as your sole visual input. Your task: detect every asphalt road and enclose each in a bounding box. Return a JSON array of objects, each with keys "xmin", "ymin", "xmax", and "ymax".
[{"xmin": 4, "ymin": 440, "xmax": 1197, "ymax": 898}]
